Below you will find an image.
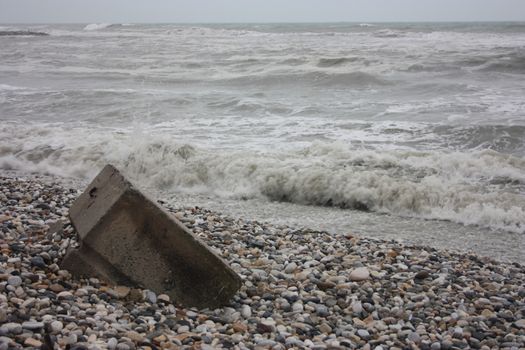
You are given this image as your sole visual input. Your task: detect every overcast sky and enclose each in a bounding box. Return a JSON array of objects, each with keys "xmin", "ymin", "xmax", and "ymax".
[{"xmin": 1, "ymin": 0, "xmax": 525, "ymax": 23}]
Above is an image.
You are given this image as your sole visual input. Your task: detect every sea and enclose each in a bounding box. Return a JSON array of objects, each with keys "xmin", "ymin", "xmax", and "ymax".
[{"xmin": 0, "ymin": 22, "xmax": 524, "ymax": 262}]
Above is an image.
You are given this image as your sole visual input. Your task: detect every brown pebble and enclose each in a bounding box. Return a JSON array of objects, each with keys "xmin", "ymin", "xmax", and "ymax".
[
  {"xmin": 232, "ymin": 321, "xmax": 248, "ymax": 333},
  {"xmin": 316, "ymin": 281, "xmax": 336, "ymax": 291},
  {"xmin": 126, "ymin": 288, "xmax": 143, "ymax": 302},
  {"xmin": 49, "ymin": 283, "xmax": 65, "ymax": 292},
  {"xmin": 153, "ymin": 334, "xmax": 167, "ymax": 343},
  {"xmin": 125, "ymin": 330, "xmax": 144, "ymax": 342},
  {"xmin": 24, "ymin": 338, "xmax": 43, "ymax": 347},
  {"xmin": 114, "ymin": 286, "xmax": 131, "ymax": 298}
]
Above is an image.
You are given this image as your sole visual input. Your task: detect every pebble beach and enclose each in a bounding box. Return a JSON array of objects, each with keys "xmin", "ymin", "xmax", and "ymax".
[{"xmin": 0, "ymin": 173, "xmax": 524, "ymax": 350}]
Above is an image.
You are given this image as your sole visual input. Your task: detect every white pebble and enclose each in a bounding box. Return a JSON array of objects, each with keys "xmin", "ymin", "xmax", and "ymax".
[
  {"xmin": 50, "ymin": 320, "xmax": 63, "ymax": 333},
  {"xmin": 241, "ymin": 305, "xmax": 252, "ymax": 318},
  {"xmin": 350, "ymin": 267, "xmax": 370, "ymax": 281}
]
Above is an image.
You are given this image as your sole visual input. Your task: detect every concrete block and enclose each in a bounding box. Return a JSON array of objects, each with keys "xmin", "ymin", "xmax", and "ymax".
[{"xmin": 61, "ymin": 164, "xmax": 242, "ymax": 309}]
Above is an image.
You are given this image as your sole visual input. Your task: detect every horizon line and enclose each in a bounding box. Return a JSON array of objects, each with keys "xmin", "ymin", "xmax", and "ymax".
[{"xmin": 2, "ymin": 20, "xmax": 525, "ymax": 25}]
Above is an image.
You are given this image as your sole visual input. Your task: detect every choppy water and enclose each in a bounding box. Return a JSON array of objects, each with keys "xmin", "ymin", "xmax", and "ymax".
[{"xmin": 1, "ymin": 23, "xmax": 524, "ymax": 261}]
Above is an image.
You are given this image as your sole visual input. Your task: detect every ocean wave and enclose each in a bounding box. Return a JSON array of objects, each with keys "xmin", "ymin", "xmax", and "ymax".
[
  {"xmin": 317, "ymin": 57, "xmax": 360, "ymax": 68},
  {"xmin": 477, "ymin": 53, "xmax": 525, "ymax": 74},
  {"xmin": 373, "ymin": 29, "xmax": 405, "ymax": 38},
  {"xmin": 1, "ymin": 126, "xmax": 524, "ymax": 234},
  {"xmin": 280, "ymin": 58, "xmax": 308, "ymax": 66},
  {"xmin": 0, "ymin": 84, "xmax": 27, "ymax": 91},
  {"xmin": 451, "ymin": 51, "xmax": 525, "ymax": 74},
  {"xmin": 0, "ymin": 30, "xmax": 49, "ymax": 36},
  {"xmin": 225, "ymin": 71, "xmax": 389, "ymax": 87},
  {"xmin": 405, "ymin": 63, "xmax": 459, "ymax": 73},
  {"xmin": 433, "ymin": 124, "xmax": 525, "ymax": 155},
  {"xmin": 83, "ymin": 23, "xmax": 120, "ymax": 31}
]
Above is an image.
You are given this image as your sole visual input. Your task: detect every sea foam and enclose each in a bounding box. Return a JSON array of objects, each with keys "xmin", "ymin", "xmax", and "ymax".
[
  {"xmin": 83, "ymin": 23, "xmax": 116, "ymax": 31},
  {"xmin": 1, "ymin": 124, "xmax": 523, "ymax": 234}
]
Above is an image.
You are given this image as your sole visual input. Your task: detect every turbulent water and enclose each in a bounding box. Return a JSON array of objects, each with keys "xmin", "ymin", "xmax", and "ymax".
[{"xmin": 1, "ymin": 23, "xmax": 524, "ymax": 260}]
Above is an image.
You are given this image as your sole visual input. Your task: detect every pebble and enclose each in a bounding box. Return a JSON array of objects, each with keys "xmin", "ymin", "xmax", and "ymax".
[
  {"xmin": 30, "ymin": 256, "xmax": 46, "ymax": 268},
  {"xmin": 0, "ymin": 175, "xmax": 523, "ymax": 349},
  {"xmin": 125, "ymin": 331, "xmax": 143, "ymax": 342},
  {"xmin": 107, "ymin": 337, "xmax": 118, "ymax": 349},
  {"xmin": 357, "ymin": 329, "xmax": 370, "ymax": 339},
  {"xmin": 319, "ymin": 323, "xmax": 332, "ymax": 333},
  {"xmin": 415, "ymin": 270, "xmax": 430, "ymax": 280},
  {"xmin": 157, "ymin": 293, "xmax": 170, "ymax": 303},
  {"xmin": 0, "ymin": 323, "xmax": 22, "ymax": 335},
  {"xmin": 50, "ymin": 320, "xmax": 63, "ymax": 333},
  {"xmin": 144, "ymin": 290, "xmax": 157, "ymax": 304},
  {"xmin": 315, "ymin": 304, "xmax": 330, "ymax": 317},
  {"xmin": 408, "ymin": 331, "xmax": 421, "ymax": 343},
  {"xmin": 24, "ymin": 338, "xmax": 43, "ymax": 347},
  {"xmin": 114, "ymin": 286, "xmax": 131, "ymax": 298},
  {"xmin": 56, "ymin": 291, "xmax": 74, "ymax": 300},
  {"xmin": 177, "ymin": 325, "xmax": 190, "ymax": 333},
  {"xmin": 351, "ymin": 300, "xmax": 363, "ymax": 314},
  {"xmin": 514, "ymin": 319, "xmax": 525, "ymax": 329},
  {"xmin": 7, "ymin": 275, "xmax": 22, "ymax": 287},
  {"xmin": 284, "ymin": 262, "xmax": 297, "ymax": 274},
  {"xmin": 241, "ymin": 304, "xmax": 252, "ymax": 318},
  {"xmin": 21, "ymin": 321, "xmax": 44, "ymax": 330},
  {"xmin": 453, "ymin": 327, "xmax": 463, "ymax": 338},
  {"xmin": 431, "ymin": 342, "xmax": 441, "ymax": 350},
  {"xmin": 292, "ymin": 302, "xmax": 304, "ymax": 312},
  {"xmin": 63, "ymin": 334, "xmax": 77, "ymax": 345},
  {"xmin": 49, "ymin": 283, "xmax": 65, "ymax": 292},
  {"xmin": 349, "ymin": 267, "xmax": 370, "ymax": 281}
]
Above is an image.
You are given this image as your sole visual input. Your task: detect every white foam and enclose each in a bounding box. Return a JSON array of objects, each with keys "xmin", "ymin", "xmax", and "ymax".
[
  {"xmin": 447, "ymin": 114, "xmax": 469, "ymax": 122},
  {"xmin": 83, "ymin": 23, "xmax": 114, "ymax": 31},
  {"xmin": 0, "ymin": 84, "xmax": 26, "ymax": 91},
  {"xmin": 0, "ymin": 124, "xmax": 523, "ymax": 234}
]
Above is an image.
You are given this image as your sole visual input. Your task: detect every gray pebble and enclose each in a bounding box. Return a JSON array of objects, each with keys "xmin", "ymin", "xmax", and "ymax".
[
  {"xmin": 357, "ymin": 329, "xmax": 370, "ymax": 339},
  {"xmin": 431, "ymin": 342, "xmax": 441, "ymax": 350},
  {"xmin": 107, "ymin": 338, "xmax": 118, "ymax": 350},
  {"xmin": 7, "ymin": 276, "xmax": 22, "ymax": 287},
  {"xmin": 22, "ymin": 321, "xmax": 44, "ymax": 330},
  {"xmin": 0, "ymin": 323, "xmax": 22, "ymax": 335}
]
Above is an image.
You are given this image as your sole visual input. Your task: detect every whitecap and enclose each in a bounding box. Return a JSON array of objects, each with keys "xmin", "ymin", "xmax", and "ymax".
[
  {"xmin": 83, "ymin": 23, "xmax": 115, "ymax": 31},
  {"xmin": 1, "ymin": 124, "xmax": 524, "ymax": 234}
]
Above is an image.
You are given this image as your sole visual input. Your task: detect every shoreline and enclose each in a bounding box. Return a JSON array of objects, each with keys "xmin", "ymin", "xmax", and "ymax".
[
  {"xmin": 0, "ymin": 173, "xmax": 524, "ymax": 349},
  {"xmin": 4, "ymin": 169, "xmax": 521, "ymax": 264}
]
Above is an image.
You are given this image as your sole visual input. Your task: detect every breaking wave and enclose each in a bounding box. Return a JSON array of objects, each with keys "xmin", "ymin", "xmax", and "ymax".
[
  {"xmin": 476, "ymin": 52, "xmax": 525, "ymax": 74},
  {"xmin": 83, "ymin": 23, "xmax": 120, "ymax": 31},
  {"xmin": 445, "ymin": 51, "xmax": 525, "ymax": 74},
  {"xmin": 0, "ymin": 84, "xmax": 27, "ymax": 91},
  {"xmin": 1, "ymin": 125, "xmax": 524, "ymax": 234},
  {"xmin": 373, "ymin": 29, "xmax": 405, "ymax": 38}
]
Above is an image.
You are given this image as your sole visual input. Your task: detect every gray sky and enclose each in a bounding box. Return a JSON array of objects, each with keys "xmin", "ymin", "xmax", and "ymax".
[{"xmin": 1, "ymin": 0, "xmax": 525, "ymax": 23}]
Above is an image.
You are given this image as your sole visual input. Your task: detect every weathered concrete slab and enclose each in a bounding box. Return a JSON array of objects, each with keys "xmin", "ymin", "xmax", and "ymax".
[{"xmin": 61, "ymin": 164, "xmax": 242, "ymax": 309}]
